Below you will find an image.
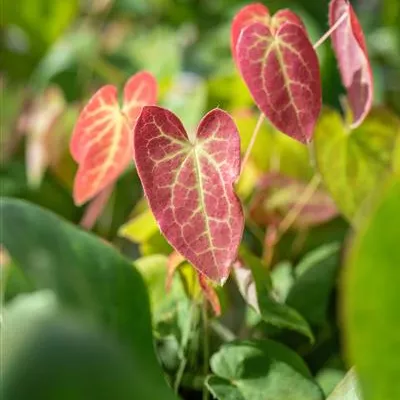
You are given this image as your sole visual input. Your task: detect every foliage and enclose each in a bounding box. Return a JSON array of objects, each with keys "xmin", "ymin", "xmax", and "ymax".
[{"xmin": 1, "ymin": 0, "xmax": 400, "ymax": 399}]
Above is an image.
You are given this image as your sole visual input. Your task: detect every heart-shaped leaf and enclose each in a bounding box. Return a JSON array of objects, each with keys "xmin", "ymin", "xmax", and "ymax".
[
  {"xmin": 134, "ymin": 106, "xmax": 244, "ymax": 284},
  {"xmin": 237, "ymin": 19, "xmax": 321, "ymax": 143},
  {"xmin": 329, "ymin": 0, "xmax": 373, "ymax": 128},
  {"xmin": 70, "ymin": 71, "xmax": 157, "ymax": 205},
  {"xmin": 231, "ymin": 3, "xmax": 270, "ymax": 65},
  {"xmin": 314, "ymin": 108, "xmax": 400, "ymax": 221},
  {"xmin": 250, "ymin": 173, "xmax": 338, "ymax": 229},
  {"xmin": 206, "ymin": 339, "xmax": 324, "ymax": 400}
]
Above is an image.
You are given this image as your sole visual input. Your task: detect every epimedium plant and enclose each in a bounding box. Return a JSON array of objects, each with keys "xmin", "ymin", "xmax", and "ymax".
[
  {"xmin": 4, "ymin": 1, "xmax": 398, "ymax": 400},
  {"xmin": 71, "ymin": 0, "xmax": 374, "ymax": 286}
]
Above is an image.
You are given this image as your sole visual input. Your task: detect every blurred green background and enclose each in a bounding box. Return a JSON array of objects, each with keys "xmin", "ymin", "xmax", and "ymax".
[
  {"xmin": 1, "ymin": 1, "xmax": 400, "ymax": 399},
  {"xmin": 2, "ymin": 0, "xmax": 400, "ymax": 227}
]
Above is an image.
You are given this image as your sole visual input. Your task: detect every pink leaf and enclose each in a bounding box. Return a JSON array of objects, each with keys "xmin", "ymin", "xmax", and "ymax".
[
  {"xmin": 329, "ymin": 0, "xmax": 373, "ymax": 128},
  {"xmin": 198, "ymin": 272, "xmax": 221, "ymax": 316},
  {"xmin": 250, "ymin": 173, "xmax": 338, "ymax": 229},
  {"xmin": 271, "ymin": 9, "xmax": 307, "ymax": 32},
  {"xmin": 237, "ymin": 21, "xmax": 321, "ymax": 143},
  {"xmin": 70, "ymin": 72, "xmax": 158, "ymax": 205},
  {"xmin": 122, "ymin": 71, "xmax": 158, "ymax": 128},
  {"xmin": 231, "ymin": 3, "xmax": 270, "ymax": 66},
  {"xmin": 134, "ymin": 106, "xmax": 244, "ymax": 284}
]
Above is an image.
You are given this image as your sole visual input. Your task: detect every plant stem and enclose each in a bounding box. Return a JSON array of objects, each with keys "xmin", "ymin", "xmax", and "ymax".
[
  {"xmin": 174, "ymin": 298, "xmax": 199, "ymax": 393},
  {"xmin": 240, "ymin": 112, "xmax": 264, "ymax": 176},
  {"xmin": 202, "ymin": 299, "xmax": 210, "ymax": 400},
  {"xmin": 313, "ymin": 11, "xmax": 348, "ymax": 50},
  {"xmin": 276, "ymin": 174, "xmax": 321, "ymax": 239}
]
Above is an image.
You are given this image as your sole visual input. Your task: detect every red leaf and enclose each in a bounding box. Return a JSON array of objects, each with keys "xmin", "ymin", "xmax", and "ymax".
[
  {"xmin": 329, "ymin": 0, "xmax": 373, "ymax": 128},
  {"xmin": 198, "ymin": 272, "xmax": 221, "ymax": 316},
  {"xmin": 250, "ymin": 173, "xmax": 338, "ymax": 229},
  {"xmin": 70, "ymin": 72, "xmax": 157, "ymax": 205},
  {"xmin": 231, "ymin": 3, "xmax": 270, "ymax": 66},
  {"xmin": 271, "ymin": 9, "xmax": 306, "ymax": 32},
  {"xmin": 122, "ymin": 71, "xmax": 158, "ymax": 129},
  {"xmin": 237, "ymin": 21, "xmax": 321, "ymax": 143},
  {"xmin": 134, "ymin": 106, "xmax": 244, "ymax": 284}
]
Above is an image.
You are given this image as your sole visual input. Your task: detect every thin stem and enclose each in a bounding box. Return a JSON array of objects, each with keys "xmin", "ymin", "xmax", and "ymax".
[
  {"xmin": 277, "ymin": 174, "xmax": 321, "ymax": 239},
  {"xmin": 174, "ymin": 298, "xmax": 199, "ymax": 393},
  {"xmin": 313, "ymin": 11, "xmax": 348, "ymax": 50},
  {"xmin": 202, "ymin": 299, "xmax": 210, "ymax": 400},
  {"xmin": 240, "ymin": 112, "xmax": 264, "ymax": 176},
  {"xmin": 209, "ymin": 320, "xmax": 236, "ymax": 342}
]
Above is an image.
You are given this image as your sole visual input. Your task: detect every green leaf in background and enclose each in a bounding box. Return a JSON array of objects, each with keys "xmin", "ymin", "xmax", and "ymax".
[
  {"xmin": 206, "ymin": 339, "xmax": 324, "ymax": 400},
  {"xmin": 3, "ymin": 0, "xmax": 78, "ymax": 52},
  {"xmin": 342, "ymin": 179, "xmax": 400, "ymax": 400},
  {"xmin": 286, "ymin": 243, "xmax": 341, "ymax": 327},
  {"xmin": 3, "ymin": 291, "xmax": 143, "ymax": 400},
  {"xmin": 238, "ymin": 247, "xmax": 314, "ymax": 342},
  {"xmin": 327, "ymin": 368, "xmax": 362, "ymax": 400},
  {"xmin": 0, "ymin": 198, "xmax": 177, "ymax": 400},
  {"xmin": 314, "ymin": 108, "xmax": 400, "ymax": 221},
  {"xmin": 162, "ymin": 72, "xmax": 207, "ymax": 133}
]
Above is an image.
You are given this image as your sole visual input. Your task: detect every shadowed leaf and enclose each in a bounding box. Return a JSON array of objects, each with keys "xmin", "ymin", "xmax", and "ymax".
[
  {"xmin": 134, "ymin": 106, "xmax": 244, "ymax": 284},
  {"xmin": 206, "ymin": 339, "xmax": 324, "ymax": 400},
  {"xmin": 343, "ymin": 179, "xmax": 400, "ymax": 400},
  {"xmin": 236, "ymin": 247, "xmax": 314, "ymax": 342},
  {"xmin": 329, "ymin": 0, "xmax": 373, "ymax": 128},
  {"xmin": 250, "ymin": 173, "xmax": 338, "ymax": 229}
]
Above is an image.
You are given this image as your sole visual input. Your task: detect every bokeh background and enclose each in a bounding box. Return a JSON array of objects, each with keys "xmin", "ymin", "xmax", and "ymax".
[
  {"xmin": 2, "ymin": 0, "xmax": 400, "ymax": 228},
  {"xmin": 2, "ymin": 1, "xmax": 400, "ymax": 399}
]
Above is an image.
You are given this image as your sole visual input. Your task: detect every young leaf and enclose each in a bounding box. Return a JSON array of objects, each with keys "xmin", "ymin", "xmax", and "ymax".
[
  {"xmin": 329, "ymin": 0, "xmax": 373, "ymax": 128},
  {"xmin": 231, "ymin": 3, "xmax": 270, "ymax": 65},
  {"xmin": 134, "ymin": 106, "xmax": 244, "ymax": 284},
  {"xmin": 237, "ymin": 20, "xmax": 321, "ymax": 143},
  {"xmin": 250, "ymin": 173, "xmax": 338, "ymax": 229},
  {"xmin": 70, "ymin": 72, "xmax": 157, "ymax": 205}
]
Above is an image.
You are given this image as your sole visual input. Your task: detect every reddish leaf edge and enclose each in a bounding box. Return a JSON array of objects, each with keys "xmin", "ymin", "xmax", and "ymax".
[{"xmin": 134, "ymin": 105, "xmax": 245, "ymax": 286}]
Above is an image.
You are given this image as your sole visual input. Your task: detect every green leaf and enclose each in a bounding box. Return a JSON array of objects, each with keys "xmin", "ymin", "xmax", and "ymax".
[
  {"xmin": 238, "ymin": 247, "xmax": 314, "ymax": 342},
  {"xmin": 286, "ymin": 243, "xmax": 341, "ymax": 326},
  {"xmin": 343, "ymin": 179, "xmax": 400, "ymax": 400},
  {"xmin": 0, "ymin": 198, "xmax": 177, "ymax": 400},
  {"xmin": 118, "ymin": 208, "xmax": 159, "ymax": 243},
  {"xmin": 3, "ymin": 291, "xmax": 147, "ymax": 400},
  {"xmin": 314, "ymin": 108, "xmax": 400, "ymax": 221},
  {"xmin": 206, "ymin": 340, "xmax": 324, "ymax": 400},
  {"xmin": 327, "ymin": 369, "xmax": 362, "ymax": 400}
]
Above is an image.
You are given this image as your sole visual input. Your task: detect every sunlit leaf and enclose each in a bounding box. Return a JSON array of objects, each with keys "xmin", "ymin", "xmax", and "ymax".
[
  {"xmin": 327, "ymin": 368, "xmax": 362, "ymax": 400},
  {"xmin": 329, "ymin": 0, "xmax": 373, "ymax": 128},
  {"xmin": 231, "ymin": 3, "xmax": 270, "ymax": 65},
  {"xmin": 134, "ymin": 106, "xmax": 244, "ymax": 284},
  {"xmin": 206, "ymin": 339, "xmax": 324, "ymax": 400},
  {"xmin": 70, "ymin": 72, "xmax": 157, "ymax": 205},
  {"xmin": 236, "ymin": 14, "xmax": 321, "ymax": 142},
  {"xmin": 343, "ymin": 178, "xmax": 400, "ymax": 400},
  {"xmin": 250, "ymin": 173, "xmax": 338, "ymax": 229},
  {"xmin": 315, "ymin": 108, "xmax": 400, "ymax": 221},
  {"xmin": 237, "ymin": 247, "xmax": 314, "ymax": 341}
]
